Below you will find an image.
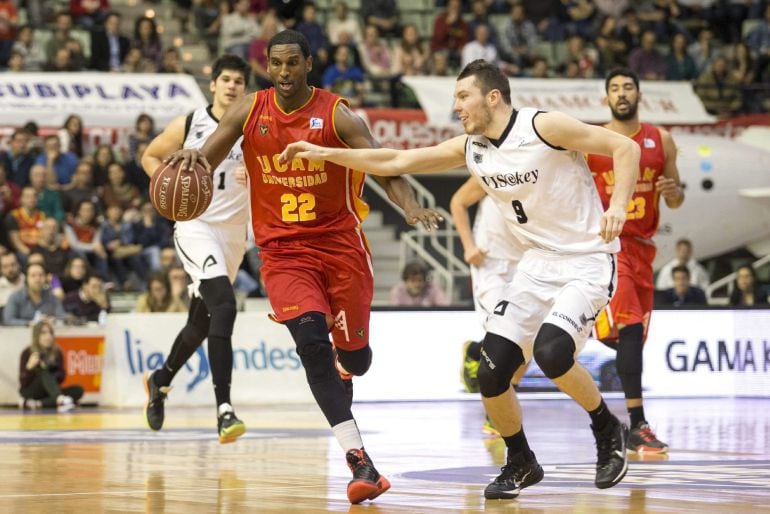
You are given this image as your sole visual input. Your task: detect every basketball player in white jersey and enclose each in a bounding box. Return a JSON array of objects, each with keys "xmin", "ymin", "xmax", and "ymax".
[
  {"xmin": 280, "ymin": 60, "xmax": 641, "ymax": 499},
  {"xmin": 141, "ymin": 55, "xmax": 250, "ymax": 443},
  {"xmin": 451, "ymin": 178, "xmax": 525, "ymax": 436}
]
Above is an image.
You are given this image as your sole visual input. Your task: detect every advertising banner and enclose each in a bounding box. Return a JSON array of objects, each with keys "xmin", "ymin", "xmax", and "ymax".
[
  {"xmin": 57, "ymin": 334, "xmax": 105, "ymax": 393},
  {"xmin": 401, "ymin": 76, "xmax": 716, "ymax": 126}
]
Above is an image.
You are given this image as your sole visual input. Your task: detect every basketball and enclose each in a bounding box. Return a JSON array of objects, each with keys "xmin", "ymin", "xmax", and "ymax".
[{"xmin": 149, "ymin": 160, "xmax": 213, "ymax": 222}]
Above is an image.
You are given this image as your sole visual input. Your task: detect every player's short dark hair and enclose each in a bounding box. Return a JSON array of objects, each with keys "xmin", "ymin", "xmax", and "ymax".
[
  {"xmin": 675, "ymin": 238, "xmax": 692, "ymax": 248},
  {"xmin": 671, "ymin": 265, "xmax": 690, "ymax": 277},
  {"xmin": 605, "ymin": 67, "xmax": 639, "ymax": 93},
  {"xmin": 457, "ymin": 59, "xmax": 511, "ymax": 105},
  {"xmin": 402, "ymin": 259, "xmax": 430, "ymax": 281},
  {"xmin": 211, "ymin": 54, "xmax": 250, "ymax": 85},
  {"xmin": 268, "ymin": 29, "xmax": 311, "ymax": 59}
]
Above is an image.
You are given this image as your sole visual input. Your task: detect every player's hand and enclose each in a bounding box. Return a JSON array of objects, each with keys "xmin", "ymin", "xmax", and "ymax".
[
  {"xmin": 235, "ymin": 166, "xmax": 248, "ymax": 186},
  {"xmin": 404, "ymin": 206, "xmax": 443, "ymax": 231},
  {"xmin": 464, "ymin": 245, "xmax": 488, "ymax": 267},
  {"xmin": 164, "ymin": 149, "xmax": 211, "ymax": 174},
  {"xmin": 600, "ymin": 205, "xmax": 626, "ymax": 242},
  {"xmin": 279, "ymin": 141, "xmax": 327, "ymax": 164},
  {"xmin": 655, "ymin": 176, "xmax": 681, "ymax": 201}
]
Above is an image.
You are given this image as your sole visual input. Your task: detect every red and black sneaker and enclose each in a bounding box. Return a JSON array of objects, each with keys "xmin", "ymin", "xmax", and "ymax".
[
  {"xmin": 345, "ymin": 449, "xmax": 391, "ymax": 504},
  {"xmin": 627, "ymin": 422, "xmax": 668, "ymax": 454}
]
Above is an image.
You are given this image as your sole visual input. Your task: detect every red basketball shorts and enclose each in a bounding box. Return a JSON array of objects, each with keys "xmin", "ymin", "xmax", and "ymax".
[{"xmin": 260, "ymin": 228, "xmax": 374, "ymax": 351}]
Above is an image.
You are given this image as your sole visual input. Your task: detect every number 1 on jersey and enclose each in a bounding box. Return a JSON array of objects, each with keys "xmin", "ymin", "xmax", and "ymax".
[
  {"xmin": 511, "ymin": 200, "xmax": 528, "ymax": 224},
  {"xmin": 218, "ymin": 172, "xmax": 226, "ymax": 190},
  {"xmin": 281, "ymin": 193, "xmax": 317, "ymax": 222}
]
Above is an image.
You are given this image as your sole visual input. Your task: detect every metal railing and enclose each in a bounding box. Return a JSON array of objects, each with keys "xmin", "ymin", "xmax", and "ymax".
[
  {"xmin": 705, "ymin": 253, "xmax": 770, "ymax": 305},
  {"xmin": 365, "ymin": 175, "xmax": 471, "ymax": 301}
]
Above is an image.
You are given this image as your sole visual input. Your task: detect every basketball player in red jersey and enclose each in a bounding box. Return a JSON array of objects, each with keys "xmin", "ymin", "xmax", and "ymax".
[
  {"xmin": 165, "ymin": 30, "xmax": 442, "ymax": 504},
  {"xmin": 587, "ymin": 68, "xmax": 684, "ymax": 454}
]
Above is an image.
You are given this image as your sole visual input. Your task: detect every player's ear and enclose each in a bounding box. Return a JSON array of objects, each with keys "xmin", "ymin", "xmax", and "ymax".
[
  {"xmin": 209, "ymin": 79, "xmax": 216, "ymax": 95},
  {"xmin": 306, "ymin": 54, "xmax": 313, "ymax": 73}
]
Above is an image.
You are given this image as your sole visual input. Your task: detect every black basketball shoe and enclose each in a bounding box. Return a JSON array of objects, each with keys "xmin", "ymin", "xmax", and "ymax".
[
  {"xmin": 345, "ymin": 449, "xmax": 391, "ymax": 504},
  {"xmin": 217, "ymin": 404, "xmax": 246, "ymax": 444},
  {"xmin": 484, "ymin": 450, "xmax": 544, "ymax": 500},
  {"xmin": 143, "ymin": 371, "xmax": 172, "ymax": 431},
  {"xmin": 592, "ymin": 416, "xmax": 629, "ymax": 489}
]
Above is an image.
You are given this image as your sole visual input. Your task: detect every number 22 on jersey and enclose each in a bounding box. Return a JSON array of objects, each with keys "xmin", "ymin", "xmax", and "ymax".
[{"xmin": 281, "ymin": 193, "xmax": 317, "ymax": 222}]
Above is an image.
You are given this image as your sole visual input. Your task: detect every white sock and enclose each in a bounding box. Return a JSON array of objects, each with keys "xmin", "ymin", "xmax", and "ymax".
[
  {"xmin": 218, "ymin": 403, "xmax": 233, "ymax": 416},
  {"xmin": 332, "ymin": 419, "xmax": 363, "ymax": 451}
]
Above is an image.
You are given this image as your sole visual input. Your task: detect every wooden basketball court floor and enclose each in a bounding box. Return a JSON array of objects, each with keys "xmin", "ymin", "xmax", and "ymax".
[{"xmin": 0, "ymin": 397, "xmax": 767, "ymax": 513}]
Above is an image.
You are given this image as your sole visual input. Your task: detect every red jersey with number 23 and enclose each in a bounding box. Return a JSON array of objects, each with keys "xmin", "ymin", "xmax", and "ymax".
[
  {"xmin": 587, "ymin": 122, "xmax": 665, "ymax": 241},
  {"xmin": 241, "ymin": 87, "xmax": 369, "ymax": 246}
]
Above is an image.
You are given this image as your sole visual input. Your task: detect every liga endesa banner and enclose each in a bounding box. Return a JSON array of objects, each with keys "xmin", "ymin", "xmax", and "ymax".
[
  {"xmin": 401, "ymin": 76, "xmax": 716, "ymax": 125},
  {"xmin": 0, "ymin": 72, "xmax": 207, "ymax": 129}
]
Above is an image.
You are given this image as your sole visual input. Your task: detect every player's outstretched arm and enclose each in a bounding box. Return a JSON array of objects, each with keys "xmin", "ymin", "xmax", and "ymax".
[
  {"xmin": 332, "ymin": 102, "xmax": 445, "ymax": 230},
  {"xmin": 165, "ymin": 94, "xmax": 254, "ymax": 174},
  {"xmin": 656, "ymin": 128, "xmax": 684, "ymax": 209},
  {"xmin": 279, "ymin": 135, "xmax": 467, "ymax": 176},
  {"xmin": 535, "ymin": 111, "xmax": 640, "ymax": 242},
  {"xmin": 142, "ymin": 115, "xmax": 186, "ymax": 177},
  {"xmin": 450, "ymin": 177, "xmax": 488, "ymax": 266}
]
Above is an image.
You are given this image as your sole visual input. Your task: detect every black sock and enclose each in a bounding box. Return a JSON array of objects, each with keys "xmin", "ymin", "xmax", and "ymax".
[
  {"xmin": 589, "ymin": 400, "xmax": 613, "ymax": 432},
  {"xmin": 502, "ymin": 428, "xmax": 533, "ymax": 460},
  {"xmin": 466, "ymin": 341, "xmax": 482, "ymax": 361},
  {"xmin": 628, "ymin": 406, "xmax": 645, "ymax": 428},
  {"xmin": 208, "ymin": 335, "xmax": 232, "ymax": 407}
]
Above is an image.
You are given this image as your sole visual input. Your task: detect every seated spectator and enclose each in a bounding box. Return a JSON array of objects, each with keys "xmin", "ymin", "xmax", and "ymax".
[
  {"xmin": 658, "ymin": 265, "xmax": 707, "ymax": 307},
  {"xmin": 30, "ymin": 218, "xmax": 73, "ymax": 278},
  {"xmin": 431, "ymin": 0, "xmax": 469, "ymax": 68},
  {"xmin": 57, "ymin": 115, "xmax": 84, "ymax": 159},
  {"xmin": 61, "ymin": 162, "xmax": 100, "ymax": 216},
  {"xmin": 167, "ymin": 264, "xmax": 191, "ymax": 308},
  {"xmin": 133, "ymin": 202, "xmax": 170, "ymax": 270},
  {"xmin": 389, "ymin": 260, "xmax": 450, "ymax": 307},
  {"xmin": 629, "ymin": 30, "xmax": 666, "ymax": 80},
  {"xmin": 688, "ymin": 28, "xmax": 717, "ymax": 76},
  {"xmin": 562, "ymin": 33, "xmax": 598, "ymax": 78},
  {"xmin": 45, "ymin": 12, "xmax": 78, "ymax": 65},
  {"xmin": 219, "ymin": 0, "xmax": 260, "ymax": 60},
  {"xmin": 296, "ymin": 2, "xmax": 328, "ymax": 63},
  {"xmin": 468, "ymin": 0, "xmax": 498, "ymax": 46},
  {"xmin": 121, "ymin": 46, "xmax": 155, "ymax": 73},
  {"xmin": 729, "ymin": 265, "xmax": 769, "ymax": 307},
  {"xmin": 89, "ymin": 11, "xmax": 130, "ymax": 72},
  {"xmin": 594, "ymin": 15, "xmax": 626, "ymax": 72},
  {"xmin": 665, "ymin": 32, "xmax": 697, "ymax": 81},
  {"xmin": 128, "ymin": 114, "xmax": 156, "ymax": 164},
  {"xmin": 730, "ymin": 42, "xmax": 754, "ymax": 86},
  {"xmin": 100, "ymin": 204, "xmax": 145, "ymax": 289},
  {"xmin": 392, "ymin": 24, "xmax": 430, "ymax": 76},
  {"xmin": 694, "ymin": 56, "xmax": 744, "ymax": 119},
  {"xmin": 249, "ymin": 14, "xmax": 281, "ymax": 90},
  {"xmin": 6, "ymin": 186, "xmax": 45, "ymax": 260},
  {"xmin": 64, "ymin": 200, "xmax": 109, "ymax": 278},
  {"xmin": 71, "ymin": 0, "xmax": 110, "ymax": 30},
  {"xmin": 63, "ymin": 272, "xmax": 110, "ymax": 323},
  {"xmin": 102, "ymin": 163, "xmax": 141, "ymax": 211},
  {"xmin": 12, "ymin": 25, "xmax": 46, "ymax": 71},
  {"xmin": 563, "ymin": 0, "xmax": 597, "ymax": 40},
  {"xmin": 359, "ymin": 24, "xmax": 394, "ymax": 79},
  {"xmin": 131, "ymin": 16, "xmax": 162, "ymax": 68},
  {"xmin": 656, "ymin": 238, "xmax": 710, "ymax": 290},
  {"xmin": 0, "ymin": 0, "xmax": 17, "ymax": 64},
  {"xmin": 135, "ymin": 271, "xmax": 187, "ymax": 312},
  {"xmin": 44, "ymin": 47, "xmax": 79, "ymax": 72},
  {"xmin": 361, "ymin": 0, "xmax": 399, "ymax": 38},
  {"xmin": 159, "ymin": 246, "xmax": 181, "ymax": 273},
  {"xmin": 0, "ymin": 129, "xmax": 35, "ymax": 187},
  {"xmin": 35, "ymin": 136, "xmax": 79, "ymax": 186},
  {"xmin": 18, "ymin": 321, "xmax": 83, "ymax": 411},
  {"xmin": 0, "ymin": 252, "xmax": 24, "ymax": 316},
  {"xmin": 60, "ymin": 255, "xmax": 89, "ymax": 295},
  {"xmin": 91, "ymin": 143, "xmax": 117, "ymax": 187},
  {"xmin": 269, "ymin": 0, "xmax": 304, "ymax": 29},
  {"xmin": 746, "ymin": 4, "xmax": 770, "ymax": 83},
  {"xmin": 3, "ymin": 262, "xmax": 66, "ymax": 326},
  {"xmin": 430, "ymin": 49, "xmax": 452, "ymax": 76},
  {"xmin": 499, "ymin": 3, "xmax": 539, "ymax": 72},
  {"xmin": 0, "ymin": 160, "xmax": 20, "ymax": 215},
  {"xmin": 28, "ymin": 165, "xmax": 64, "ymax": 223},
  {"xmin": 618, "ymin": 8, "xmax": 642, "ymax": 52},
  {"xmin": 193, "ymin": 0, "xmax": 224, "ymax": 58},
  {"xmin": 158, "ymin": 47, "xmax": 192, "ymax": 74},
  {"xmin": 326, "ymin": 1, "xmax": 362, "ymax": 46},
  {"xmin": 27, "ymin": 252, "xmax": 64, "ymax": 300},
  {"xmin": 124, "ymin": 140, "xmax": 151, "ymax": 196},
  {"xmin": 323, "ymin": 45, "xmax": 365, "ymax": 107},
  {"xmin": 461, "ymin": 24, "xmax": 499, "ymax": 69}
]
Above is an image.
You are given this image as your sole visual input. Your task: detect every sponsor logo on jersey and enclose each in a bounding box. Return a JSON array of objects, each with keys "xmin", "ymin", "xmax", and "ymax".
[
  {"xmin": 196, "ymin": 131, "xmax": 204, "ymax": 139},
  {"xmin": 579, "ymin": 313, "xmax": 596, "ymax": 327},
  {"xmin": 282, "ymin": 304, "xmax": 299, "ymax": 313},
  {"xmin": 473, "ymin": 152, "xmax": 483, "ymax": 163},
  {"xmin": 259, "ymin": 124, "xmax": 268, "ymax": 136},
  {"xmin": 643, "ymin": 137, "xmax": 656, "ymax": 148},
  {"xmin": 471, "ymin": 141, "xmax": 488, "ymax": 148},
  {"xmin": 355, "ymin": 328, "xmax": 365, "ymax": 338},
  {"xmin": 202, "ymin": 254, "xmax": 218, "ymax": 272},
  {"xmin": 480, "ymin": 169, "xmax": 539, "ymax": 189},
  {"xmin": 310, "ymin": 117, "xmax": 324, "ymax": 129}
]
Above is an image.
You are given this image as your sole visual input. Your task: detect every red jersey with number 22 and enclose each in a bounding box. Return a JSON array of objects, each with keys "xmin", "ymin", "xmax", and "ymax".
[
  {"xmin": 241, "ymin": 87, "xmax": 369, "ymax": 246},
  {"xmin": 587, "ymin": 122, "xmax": 665, "ymax": 241}
]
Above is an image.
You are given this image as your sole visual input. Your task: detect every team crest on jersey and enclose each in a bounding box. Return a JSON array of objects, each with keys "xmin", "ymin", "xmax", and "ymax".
[
  {"xmin": 643, "ymin": 137, "xmax": 656, "ymax": 148},
  {"xmin": 259, "ymin": 124, "xmax": 268, "ymax": 136},
  {"xmin": 196, "ymin": 131, "xmax": 204, "ymax": 139},
  {"xmin": 473, "ymin": 152, "xmax": 483, "ymax": 163},
  {"xmin": 310, "ymin": 117, "xmax": 324, "ymax": 129}
]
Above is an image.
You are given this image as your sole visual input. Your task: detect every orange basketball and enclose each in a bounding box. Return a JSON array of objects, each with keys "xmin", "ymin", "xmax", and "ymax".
[{"xmin": 149, "ymin": 160, "xmax": 213, "ymax": 222}]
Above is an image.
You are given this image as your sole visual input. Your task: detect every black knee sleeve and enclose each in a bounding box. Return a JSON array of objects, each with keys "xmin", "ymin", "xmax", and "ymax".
[
  {"xmin": 285, "ymin": 311, "xmax": 336, "ymax": 384},
  {"xmin": 335, "ymin": 346, "xmax": 372, "ymax": 376},
  {"xmin": 200, "ymin": 276, "xmax": 237, "ymax": 338},
  {"xmin": 617, "ymin": 323, "xmax": 644, "ymax": 398},
  {"xmin": 533, "ymin": 323, "xmax": 576, "ymax": 379},
  {"xmin": 478, "ymin": 332, "xmax": 525, "ymax": 398}
]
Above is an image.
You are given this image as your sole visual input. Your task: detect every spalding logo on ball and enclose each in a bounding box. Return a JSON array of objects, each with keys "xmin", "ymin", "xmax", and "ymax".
[{"xmin": 150, "ymin": 161, "xmax": 213, "ymax": 221}]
